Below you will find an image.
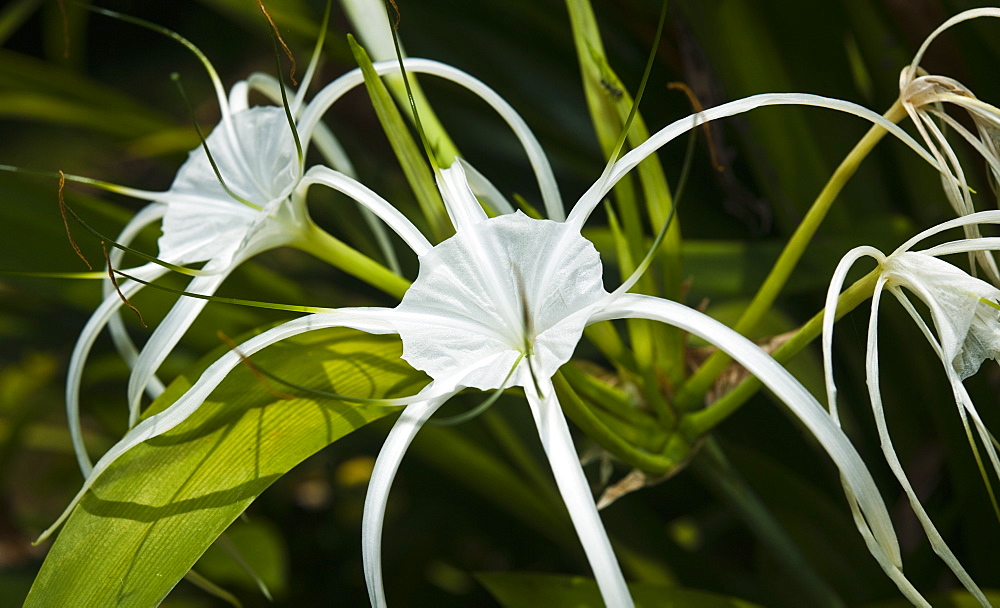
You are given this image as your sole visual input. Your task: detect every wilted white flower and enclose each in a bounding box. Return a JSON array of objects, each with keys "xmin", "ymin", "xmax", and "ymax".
[
  {"xmin": 899, "ymin": 7, "xmax": 1000, "ymax": 283},
  {"xmin": 823, "ymin": 210, "xmax": 1000, "ymax": 608}
]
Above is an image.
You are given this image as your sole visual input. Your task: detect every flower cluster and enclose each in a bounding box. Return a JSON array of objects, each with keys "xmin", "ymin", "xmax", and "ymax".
[{"xmin": 22, "ymin": 3, "xmax": 1000, "ymax": 608}]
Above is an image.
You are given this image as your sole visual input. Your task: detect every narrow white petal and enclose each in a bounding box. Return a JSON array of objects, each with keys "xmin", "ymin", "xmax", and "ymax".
[
  {"xmin": 362, "ymin": 392, "xmax": 456, "ymax": 608},
  {"xmin": 126, "ymin": 270, "xmax": 232, "ymax": 428},
  {"xmin": 921, "ymin": 237, "xmax": 1000, "ymax": 257},
  {"xmin": 894, "ymin": 209, "xmax": 1000, "ymax": 254},
  {"xmin": 524, "ymin": 379, "xmax": 633, "ymax": 608},
  {"xmin": 40, "ymin": 309, "xmax": 398, "ymax": 543},
  {"xmin": 227, "ymin": 80, "xmax": 250, "ymax": 113},
  {"xmin": 105, "ymin": 204, "xmax": 169, "ymax": 400},
  {"xmin": 300, "ymin": 59, "xmax": 562, "ymax": 220},
  {"xmin": 299, "ymin": 166, "xmax": 432, "ymax": 256},
  {"xmin": 867, "ymin": 286, "xmax": 988, "ymax": 605},
  {"xmin": 905, "ymin": 8, "xmax": 1000, "ymax": 84},
  {"xmin": 822, "ymin": 246, "xmax": 885, "ymax": 422},
  {"xmin": 568, "ymin": 93, "xmax": 939, "ymax": 229},
  {"xmin": 67, "ymin": 264, "xmax": 170, "ymax": 477},
  {"xmin": 590, "ymin": 294, "xmax": 903, "ymax": 567}
]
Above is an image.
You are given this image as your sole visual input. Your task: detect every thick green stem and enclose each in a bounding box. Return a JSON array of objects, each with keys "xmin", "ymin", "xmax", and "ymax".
[
  {"xmin": 682, "ymin": 269, "xmax": 878, "ymax": 436},
  {"xmin": 674, "ymin": 101, "xmax": 905, "ymax": 411},
  {"xmin": 297, "ymin": 222, "xmax": 410, "ymax": 300}
]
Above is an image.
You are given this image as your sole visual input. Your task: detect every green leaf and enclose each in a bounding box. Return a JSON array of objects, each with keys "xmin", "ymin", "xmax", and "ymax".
[
  {"xmin": 348, "ymin": 34, "xmax": 451, "ymax": 241},
  {"xmin": 477, "ymin": 572, "xmax": 763, "ymax": 608},
  {"xmin": 26, "ymin": 327, "xmax": 427, "ymax": 607},
  {"xmin": 565, "ymin": 0, "xmax": 683, "ymax": 380}
]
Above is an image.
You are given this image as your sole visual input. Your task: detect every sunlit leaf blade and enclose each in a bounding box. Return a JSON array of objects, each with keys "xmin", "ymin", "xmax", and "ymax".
[
  {"xmin": 477, "ymin": 572, "xmax": 763, "ymax": 608},
  {"xmin": 25, "ymin": 328, "xmax": 427, "ymax": 607}
]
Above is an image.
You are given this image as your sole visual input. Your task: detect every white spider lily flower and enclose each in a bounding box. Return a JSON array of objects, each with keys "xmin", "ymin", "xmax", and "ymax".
[
  {"xmin": 45, "ymin": 79, "xmax": 944, "ymax": 604},
  {"xmin": 899, "ymin": 7, "xmax": 1000, "ymax": 282},
  {"xmin": 823, "ymin": 210, "xmax": 1000, "ymax": 608},
  {"xmin": 66, "ymin": 38, "xmax": 338, "ymax": 477},
  {"xmin": 67, "ymin": 47, "xmax": 569, "ymax": 478}
]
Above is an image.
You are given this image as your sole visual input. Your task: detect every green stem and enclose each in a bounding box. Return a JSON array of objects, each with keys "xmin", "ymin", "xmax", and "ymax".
[
  {"xmin": 297, "ymin": 222, "xmax": 410, "ymax": 300},
  {"xmin": 554, "ymin": 372, "xmax": 690, "ymax": 474},
  {"xmin": 674, "ymin": 101, "xmax": 905, "ymax": 411},
  {"xmin": 683, "ymin": 269, "xmax": 879, "ymax": 436}
]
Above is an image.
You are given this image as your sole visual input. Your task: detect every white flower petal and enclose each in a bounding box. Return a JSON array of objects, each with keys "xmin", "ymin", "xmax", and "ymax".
[
  {"xmin": 105, "ymin": 204, "xmax": 168, "ymax": 401},
  {"xmin": 300, "ymin": 59, "xmax": 562, "ymax": 220},
  {"xmin": 40, "ymin": 308, "xmax": 399, "ymax": 543},
  {"xmin": 866, "ymin": 282, "xmax": 988, "ymax": 604},
  {"xmin": 822, "ymin": 246, "xmax": 885, "ymax": 421},
  {"xmin": 362, "ymin": 391, "xmax": 457, "ymax": 608},
  {"xmin": 883, "ymin": 252, "xmax": 1000, "ymax": 379},
  {"xmin": 437, "ymin": 162, "xmax": 488, "ymax": 232},
  {"xmin": 456, "ymin": 158, "xmax": 516, "ymax": 215},
  {"xmin": 299, "ymin": 166, "xmax": 432, "ymax": 256},
  {"xmin": 524, "ymin": 379, "xmax": 633, "ymax": 608},
  {"xmin": 67, "ymin": 263, "xmax": 170, "ymax": 477},
  {"xmin": 125, "ymin": 270, "xmax": 233, "ymax": 427},
  {"xmin": 158, "ymin": 106, "xmax": 302, "ymax": 267},
  {"xmin": 905, "ymin": 8, "xmax": 1000, "ymax": 84},
  {"xmin": 568, "ymin": 93, "xmax": 938, "ymax": 230}
]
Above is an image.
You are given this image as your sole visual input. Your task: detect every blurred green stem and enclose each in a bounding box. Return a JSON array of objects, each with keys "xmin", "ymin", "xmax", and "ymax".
[{"xmin": 674, "ymin": 101, "xmax": 905, "ymax": 411}]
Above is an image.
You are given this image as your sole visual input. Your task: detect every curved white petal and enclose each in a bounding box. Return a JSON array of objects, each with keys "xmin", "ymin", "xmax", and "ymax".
[
  {"xmin": 525, "ymin": 379, "xmax": 633, "ymax": 608},
  {"xmin": 568, "ymin": 93, "xmax": 939, "ymax": 230},
  {"xmin": 822, "ymin": 246, "xmax": 885, "ymax": 421},
  {"xmin": 590, "ymin": 294, "xmax": 903, "ymax": 568},
  {"xmin": 392, "ymin": 213, "xmax": 606, "ymax": 390},
  {"xmin": 905, "ymin": 8, "xmax": 1000, "ymax": 84},
  {"xmin": 884, "ymin": 252, "xmax": 1000, "ymax": 379},
  {"xmin": 896, "ymin": 209, "xmax": 1000, "ymax": 254},
  {"xmin": 67, "ymin": 263, "xmax": 170, "ymax": 477},
  {"xmin": 125, "ymin": 270, "xmax": 232, "ymax": 427},
  {"xmin": 300, "ymin": 59, "xmax": 562, "ymax": 220},
  {"xmin": 867, "ymin": 283, "xmax": 988, "ymax": 604},
  {"xmin": 40, "ymin": 308, "xmax": 399, "ymax": 543},
  {"xmin": 105, "ymin": 204, "xmax": 168, "ymax": 400},
  {"xmin": 299, "ymin": 166, "xmax": 432, "ymax": 256},
  {"xmin": 362, "ymin": 391, "xmax": 456, "ymax": 608}
]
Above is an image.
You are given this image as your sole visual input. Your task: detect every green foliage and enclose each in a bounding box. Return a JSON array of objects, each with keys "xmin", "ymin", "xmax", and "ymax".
[{"xmin": 24, "ymin": 328, "xmax": 425, "ymax": 607}]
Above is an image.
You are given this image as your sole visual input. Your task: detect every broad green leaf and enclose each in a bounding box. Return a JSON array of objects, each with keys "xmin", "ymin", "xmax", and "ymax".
[
  {"xmin": 477, "ymin": 572, "xmax": 762, "ymax": 608},
  {"xmin": 25, "ymin": 327, "xmax": 427, "ymax": 607}
]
